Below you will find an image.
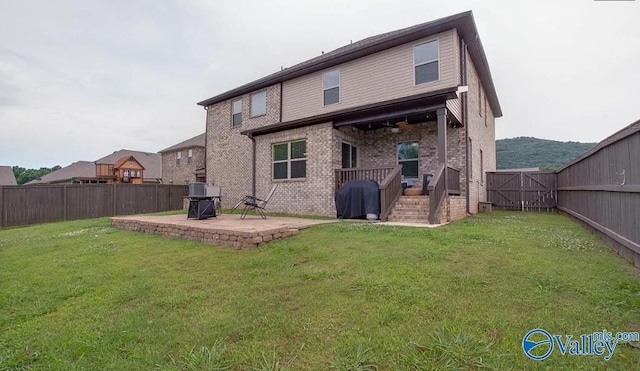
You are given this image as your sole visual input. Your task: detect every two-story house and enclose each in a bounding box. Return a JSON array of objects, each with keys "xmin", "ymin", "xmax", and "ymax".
[
  {"xmin": 158, "ymin": 133, "xmax": 206, "ymax": 184},
  {"xmin": 198, "ymin": 11, "xmax": 502, "ymax": 223}
]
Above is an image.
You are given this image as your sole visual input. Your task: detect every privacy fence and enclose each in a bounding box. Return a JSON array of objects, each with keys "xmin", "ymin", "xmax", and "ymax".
[
  {"xmin": 487, "ymin": 120, "xmax": 640, "ymax": 267},
  {"xmin": 487, "ymin": 171, "xmax": 557, "ymax": 211},
  {"xmin": 0, "ymin": 184, "xmax": 188, "ymax": 228},
  {"xmin": 556, "ymin": 121, "xmax": 640, "ymax": 267}
]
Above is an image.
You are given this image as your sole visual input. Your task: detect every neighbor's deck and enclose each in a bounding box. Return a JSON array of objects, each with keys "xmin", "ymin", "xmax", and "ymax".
[{"xmin": 110, "ymin": 214, "xmax": 337, "ymax": 249}]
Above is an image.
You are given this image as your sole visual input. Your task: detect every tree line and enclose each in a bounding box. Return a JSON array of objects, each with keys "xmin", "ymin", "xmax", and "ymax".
[{"xmin": 12, "ymin": 166, "xmax": 61, "ymax": 185}]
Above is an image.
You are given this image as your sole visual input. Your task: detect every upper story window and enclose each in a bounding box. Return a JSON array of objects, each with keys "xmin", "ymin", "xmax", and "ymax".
[
  {"xmin": 188, "ymin": 149, "xmax": 193, "ymax": 164},
  {"xmin": 414, "ymin": 40, "xmax": 439, "ymax": 85},
  {"xmin": 251, "ymin": 91, "xmax": 266, "ymax": 117},
  {"xmin": 273, "ymin": 140, "xmax": 307, "ymax": 180},
  {"xmin": 232, "ymin": 99, "xmax": 242, "ymax": 126},
  {"xmin": 323, "ymin": 69, "xmax": 340, "ymax": 106},
  {"xmin": 176, "ymin": 151, "xmax": 182, "ymax": 165},
  {"xmin": 398, "ymin": 141, "xmax": 419, "ymax": 179}
]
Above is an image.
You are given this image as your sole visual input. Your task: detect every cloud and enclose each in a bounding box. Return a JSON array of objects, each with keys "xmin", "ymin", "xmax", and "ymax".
[{"xmin": 1, "ymin": 0, "xmax": 638, "ymax": 168}]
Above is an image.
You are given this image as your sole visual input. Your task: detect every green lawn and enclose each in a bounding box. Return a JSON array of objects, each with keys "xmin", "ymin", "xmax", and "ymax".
[{"xmin": 0, "ymin": 212, "xmax": 639, "ymax": 370}]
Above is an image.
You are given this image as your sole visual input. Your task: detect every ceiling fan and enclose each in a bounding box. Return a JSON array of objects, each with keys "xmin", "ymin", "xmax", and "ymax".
[{"xmin": 381, "ymin": 117, "xmax": 413, "ymax": 132}]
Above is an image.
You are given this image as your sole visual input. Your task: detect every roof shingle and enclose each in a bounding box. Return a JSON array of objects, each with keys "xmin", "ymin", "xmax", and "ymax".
[{"xmin": 0, "ymin": 166, "xmax": 18, "ymax": 186}]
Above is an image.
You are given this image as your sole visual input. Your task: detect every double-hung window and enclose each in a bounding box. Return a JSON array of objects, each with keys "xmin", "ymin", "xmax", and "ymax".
[
  {"xmin": 341, "ymin": 142, "xmax": 358, "ymax": 168},
  {"xmin": 176, "ymin": 151, "xmax": 182, "ymax": 165},
  {"xmin": 323, "ymin": 69, "xmax": 340, "ymax": 106},
  {"xmin": 398, "ymin": 141, "xmax": 419, "ymax": 178},
  {"xmin": 251, "ymin": 91, "xmax": 266, "ymax": 117},
  {"xmin": 414, "ymin": 40, "xmax": 439, "ymax": 84},
  {"xmin": 273, "ymin": 140, "xmax": 307, "ymax": 180},
  {"xmin": 232, "ymin": 99, "xmax": 242, "ymax": 126},
  {"xmin": 187, "ymin": 149, "xmax": 193, "ymax": 164}
]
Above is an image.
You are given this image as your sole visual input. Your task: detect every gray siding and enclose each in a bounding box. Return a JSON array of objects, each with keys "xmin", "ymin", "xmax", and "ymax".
[{"xmin": 282, "ymin": 29, "xmax": 460, "ymax": 122}]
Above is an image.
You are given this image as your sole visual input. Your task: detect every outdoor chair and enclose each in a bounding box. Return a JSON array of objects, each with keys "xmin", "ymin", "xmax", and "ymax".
[
  {"xmin": 206, "ymin": 185, "xmax": 222, "ymax": 214},
  {"xmin": 233, "ymin": 184, "xmax": 278, "ymax": 219}
]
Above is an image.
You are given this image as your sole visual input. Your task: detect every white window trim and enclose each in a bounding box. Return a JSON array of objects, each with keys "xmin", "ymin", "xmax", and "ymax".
[
  {"xmin": 232, "ymin": 99, "xmax": 242, "ymax": 127},
  {"xmin": 397, "ymin": 140, "xmax": 420, "ymax": 179},
  {"xmin": 413, "ymin": 38, "xmax": 440, "ymax": 86},
  {"xmin": 250, "ymin": 90, "xmax": 267, "ymax": 117},
  {"xmin": 341, "ymin": 141, "xmax": 359, "ymax": 168},
  {"xmin": 322, "ymin": 69, "xmax": 340, "ymax": 106},
  {"xmin": 272, "ymin": 140, "xmax": 307, "ymax": 181}
]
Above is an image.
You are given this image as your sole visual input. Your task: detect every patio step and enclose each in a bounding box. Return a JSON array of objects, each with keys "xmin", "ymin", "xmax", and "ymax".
[{"xmin": 387, "ymin": 196, "xmax": 430, "ymax": 223}]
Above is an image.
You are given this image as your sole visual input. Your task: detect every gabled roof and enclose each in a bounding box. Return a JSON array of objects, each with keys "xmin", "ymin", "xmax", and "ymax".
[
  {"xmin": 25, "ymin": 161, "xmax": 95, "ymax": 185},
  {"xmin": 27, "ymin": 150, "xmax": 162, "ymax": 185},
  {"xmin": 197, "ymin": 10, "xmax": 502, "ymax": 117},
  {"xmin": 0, "ymin": 166, "xmax": 17, "ymax": 186},
  {"xmin": 113, "ymin": 156, "xmax": 146, "ymax": 170},
  {"xmin": 158, "ymin": 133, "xmax": 205, "ymax": 153},
  {"xmin": 96, "ymin": 150, "xmax": 161, "ymax": 180}
]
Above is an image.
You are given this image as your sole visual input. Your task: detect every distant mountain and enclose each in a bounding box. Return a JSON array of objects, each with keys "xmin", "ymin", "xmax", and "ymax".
[{"xmin": 496, "ymin": 137, "xmax": 596, "ymax": 171}]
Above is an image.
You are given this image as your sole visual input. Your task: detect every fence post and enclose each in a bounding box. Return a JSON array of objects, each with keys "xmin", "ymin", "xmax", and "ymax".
[
  {"xmin": 0, "ymin": 186, "xmax": 4, "ymax": 228},
  {"xmin": 113, "ymin": 183, "xmax": 117, "ymax": 216},
  {"xmin": 63, "ymin": 184, "xmax": 67, "ymax": 221},
  {"xmin": 155, "ymin": 184, "xmax": 159, "ymax": 212}
]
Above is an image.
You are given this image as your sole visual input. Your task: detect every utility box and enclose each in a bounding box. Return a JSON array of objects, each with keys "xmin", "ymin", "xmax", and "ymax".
[{"xmin": 479, "ymin": 202, "xmax": 493, "ymax": 213}]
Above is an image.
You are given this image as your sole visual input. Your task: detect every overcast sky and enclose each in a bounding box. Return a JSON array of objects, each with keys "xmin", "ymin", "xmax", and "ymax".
[{"xmin": 1, "ymin": 0, "xmax": 639, "ymax": 169}]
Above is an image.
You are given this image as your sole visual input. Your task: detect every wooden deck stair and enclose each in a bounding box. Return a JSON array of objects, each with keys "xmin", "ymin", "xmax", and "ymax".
[{"xmin": 387, "ymin": 196, "xmax": 430, "ymax": 223}]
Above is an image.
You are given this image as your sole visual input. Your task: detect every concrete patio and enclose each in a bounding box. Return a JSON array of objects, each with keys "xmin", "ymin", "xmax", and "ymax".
[{"xmin": 110, "ymin": 214, "xmax": 338, "ymax": 249}]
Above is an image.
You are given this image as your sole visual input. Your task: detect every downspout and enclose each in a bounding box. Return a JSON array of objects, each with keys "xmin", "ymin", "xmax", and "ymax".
[
  {"xmin": 203, "ymin": 105, "xmax": 209, "ymax": 183},
  {"xmin": 462, "ymin": 38, "xmax": 471, "ymax": 215},
  {"xmin": 279, "ymin": 82, "xmax": 283, "ymax": 123},
  {"xmin": 249, "ymin": 133, "xmax": 256, "ymax": 197}
]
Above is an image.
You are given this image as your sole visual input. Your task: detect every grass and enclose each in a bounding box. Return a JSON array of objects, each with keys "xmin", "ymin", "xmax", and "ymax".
[{"xmin": 0, "ymin": 212, "xmax": 639, "ymax": 369}]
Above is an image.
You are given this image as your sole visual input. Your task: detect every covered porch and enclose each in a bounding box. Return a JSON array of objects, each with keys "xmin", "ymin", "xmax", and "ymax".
[{"xmin": 331, "ymin": 93, "xmax": 465, "ymax": 223}]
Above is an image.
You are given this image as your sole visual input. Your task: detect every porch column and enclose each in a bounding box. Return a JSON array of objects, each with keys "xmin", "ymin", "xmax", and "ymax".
[{"xmin": 437, "ymin": 107, "xmax": 448, "ymax": 165}]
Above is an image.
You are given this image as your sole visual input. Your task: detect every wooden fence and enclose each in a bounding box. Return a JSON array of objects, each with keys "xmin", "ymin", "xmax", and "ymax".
[
  {"xmin": 556, "ymin": 120, "xmax": 640, "ymax": 267},
  {"xmin": 487, "ymin": 171, "xmax": 557, "ymax": 211},
  {"xmin": 0, "ymin": 184, "xmax": 188, "ymax": 228}
]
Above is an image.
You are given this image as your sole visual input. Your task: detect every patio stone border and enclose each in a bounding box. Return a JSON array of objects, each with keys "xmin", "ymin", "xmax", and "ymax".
[{"xmin": 110, "ymin": 218, "xmax": 299, "ymax": 249}]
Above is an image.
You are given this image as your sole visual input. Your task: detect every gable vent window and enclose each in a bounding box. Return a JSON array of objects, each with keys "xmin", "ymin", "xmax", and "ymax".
[
  {"xmin": 323, "ymin": 69, "xmax": 340, "ymax": 106},
  {"xmin": 414, "ymin": 40, "xmax": 439, "ymax": 84}
]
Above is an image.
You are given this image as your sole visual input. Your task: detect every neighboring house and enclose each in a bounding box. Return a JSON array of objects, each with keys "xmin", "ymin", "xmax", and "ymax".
[
  {"xmin": 0, "ymin": 166, "xmax": 18, "ymax": 186},
  {"xmin": 158, "ymin": 133, "xmax": 206, "ymax": 184},
  {"xmin": 198, "ymin": 11, "xmax": 502, "ymax": 222},
  {"xmin": 95, "ymin": 155, "xmax": 146, "ymax": 184},
  {"xmin": 26, "ymin": 150, "xmax": 162, "ymax": 185}
]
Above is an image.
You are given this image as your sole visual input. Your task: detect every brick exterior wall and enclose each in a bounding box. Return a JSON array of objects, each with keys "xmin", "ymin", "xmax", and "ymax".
[
  {"xmin": 161, "ymin": 147, "xmax": 205, "ymax": 184},
  {"xmin": 466, "ymin": 49, "xmax": 497, "ymax": 213},
  {"xmin": 255, "ymin": 123, "xmax": 337, "ymax": 216},
  {"xmin": 203, "ymin": 37, "xmax": 497, "ymax": 219},
  {"xmin": 206, "ymin": 84, "xmax": 282, "ymax": 208}
]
